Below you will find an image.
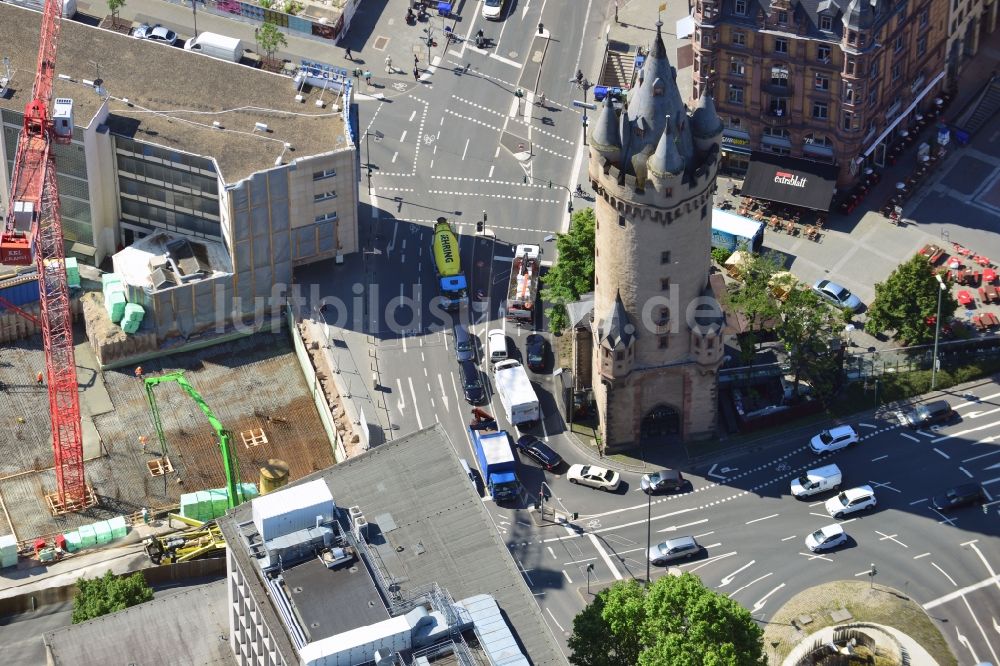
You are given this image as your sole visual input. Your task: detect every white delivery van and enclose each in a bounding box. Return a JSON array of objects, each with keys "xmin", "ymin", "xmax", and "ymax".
[
  {"xmin": 184, "ymin": 32, "xmax": 244, "ymax": 63},
  {"xmin": 790, "ymin": 464, "xmax": 842, "ymax": 498},
  {"xmin": 487, "ymin": 329, "xmax": 508, "ymax": 365}
]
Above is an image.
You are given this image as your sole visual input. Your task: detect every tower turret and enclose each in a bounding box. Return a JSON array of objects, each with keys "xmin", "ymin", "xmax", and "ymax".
[
  {"xmin": 590, "ymin": 94, "xmax": 622, "ymax": 163},
  {"xmin": 690, "ymin": 92, "xmax": 723, "ymax": 156}
]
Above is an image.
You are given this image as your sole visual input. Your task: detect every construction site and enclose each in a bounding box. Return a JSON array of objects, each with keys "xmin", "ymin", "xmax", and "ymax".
[{"xmin": 0, "ymin": 331, "xmax": 334, "ymax": 544}]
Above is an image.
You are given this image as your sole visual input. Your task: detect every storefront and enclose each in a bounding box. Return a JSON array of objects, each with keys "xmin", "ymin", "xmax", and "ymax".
[
  {"xmin": 740, "ymin": 151, "xmax": 839, "ymax": 212},
  {"xmin": 720, "ymin": 129, "xmax": 751, "ymax": 175}
]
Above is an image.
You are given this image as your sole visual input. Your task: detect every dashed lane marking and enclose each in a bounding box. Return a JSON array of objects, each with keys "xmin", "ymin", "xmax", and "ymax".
[
  {"xmin": 933, "ymin": 447, "xmax": 951, "ymax": 459},
  {"xmin": 931, "ymin": 562, "xmax": 959, "ymax": 587},
  {"xmin": 900, "ymin": 432, "xmax": 921, "ymax": 442},
  {"xmin": 428, "ymin": 190, "xmax": 559, "ymax": 203}
]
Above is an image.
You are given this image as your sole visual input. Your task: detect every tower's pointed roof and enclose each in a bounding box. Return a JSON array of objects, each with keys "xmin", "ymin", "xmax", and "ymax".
[
  {"xmin": 591, "ymin": 93, "xmax": 622, "ymax": 153},
  {"xmin": 598, "ymin": 291, "xmax": 635, "ymax": 348},
  {"xmin": 620, "ymin": 20, "xmax": 691, "ymax": 175},
  {"xmin": 690, "ymin": 91, "xmax": 723, "ymax": 139},
  {"xmin": 843, "ymin": 0, "xmax": 875, "ymax": 30},
  {"xmin": 648, "ymin": 115, "xmax": 685, "ymax": 177}
]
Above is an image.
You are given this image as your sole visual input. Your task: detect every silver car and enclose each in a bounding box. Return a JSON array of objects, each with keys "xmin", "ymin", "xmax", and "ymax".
[
  {"xmin": 647, "ymin": 536, "xmax": 701, "ymax": 565},
  {"xmin": 812, "ymin": 279, "xmax": 862, "ymax": 312},
  {"xmin": 133, "ymin": 23, "xmax": 178, "ymax": 46}
]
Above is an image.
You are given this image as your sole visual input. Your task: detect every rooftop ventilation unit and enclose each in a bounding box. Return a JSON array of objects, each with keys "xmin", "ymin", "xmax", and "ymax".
[
  {"xmin": 254, "ymin": 122, "xmax": 269, "ymax": 133},
  {"xmin": 295, "ymin": 94, "xmax": 304, "ymax": 103}
]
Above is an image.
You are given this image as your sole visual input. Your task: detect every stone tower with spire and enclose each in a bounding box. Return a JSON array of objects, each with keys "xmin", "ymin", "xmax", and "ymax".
[{"xmin": 586, "ymin": 21, "xmax": 725, "ymax": 450}]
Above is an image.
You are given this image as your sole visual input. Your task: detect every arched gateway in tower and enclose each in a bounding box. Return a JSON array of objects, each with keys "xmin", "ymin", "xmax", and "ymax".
[{"xmin": 583, "ymin": 21, "xmax": 725, "ymax": 450}]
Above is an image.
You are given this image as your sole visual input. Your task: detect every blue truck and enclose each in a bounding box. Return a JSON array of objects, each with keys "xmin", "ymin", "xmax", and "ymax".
[{"xmin": 469, "ymin": 426, "xmax": 518, "ymax": 502}]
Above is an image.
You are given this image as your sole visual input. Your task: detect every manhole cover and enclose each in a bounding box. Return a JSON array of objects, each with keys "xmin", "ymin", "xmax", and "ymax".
[{"xmin": 373, "ymin": 36, "xmax": 389, "ymax": 50}]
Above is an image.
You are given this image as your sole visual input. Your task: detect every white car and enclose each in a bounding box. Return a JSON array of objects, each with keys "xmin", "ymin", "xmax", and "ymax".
[
  {"xmin": 809, "ymin": 425, "xmax": 859, "ymax": 455},
  {"xmin": 567, "ymin": 464, "xmax": 621, "ymax": 492},
  {"xmin": 805, "ymin": 524, "xmax": 847, "ymax": 552},
  {"xmin": 825, "ymin": 485, "xmax": 876, "ymax": 519},
  {"xmin": 481, "ymin": 0, "xmax": 505, "ymax": 19},
  {"xmin": 133, "ymin": 23, "xmax": 178, "ymax": 46}
]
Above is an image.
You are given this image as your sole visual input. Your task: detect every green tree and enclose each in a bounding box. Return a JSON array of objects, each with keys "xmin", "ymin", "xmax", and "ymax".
[
  {"xmin": 542, "ymin": 207, "xmax": 595, "ymax": 334},
  {"xmin": 722, "ymin": 248, "xmax": 783, "ymax": 370},
  {"xmin": 72, "ymin": 570, "xmax": 153, "ymax": 624},
  {"xmin": 569, "ymin": 574, "xmax": 766, "ymax": 666},
  {"xmin": 777, "ymin": 287, "xmax": 842, "ymax": 404},
  {"xmin": 255, "ymin": 22, "xmax": 288, "ymax": 65},
  {"xmin": 107, "ymin": 0, "xmax": 125, "ymax": 20},
  {"xmin": 865, "ymin": 255, "xmax": 957, "ymax": 345}
]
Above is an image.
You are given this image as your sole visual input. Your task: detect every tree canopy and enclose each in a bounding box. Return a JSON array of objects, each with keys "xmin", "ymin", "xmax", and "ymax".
[
  {"xmin": 106, "ymin": 0, "xmax": 125, "ymax": 19},
  {"xmin": 864, "ymin": 255, "xmax": 956, "ymax": 345},
  {"xmin": 777, "ymin": 287, "xmax": 843, "ymax": 404},
  {"xmin": 569, "ymin": 574, "xmax": 766, "ymax": 666},
  {"xmin": 256, "ymin": 22, "xmax": 288, "ymax": 63},
  {"xmin": 722, "ymin": 248, "xmax": 784, "ymax": 367},
  {"xmin": 72, "ymin": 570, "xmax": 153, "ymax": 624},
  {"xmin": 542, "ymin": 207, "xmax": 595, "ymax": 333}
]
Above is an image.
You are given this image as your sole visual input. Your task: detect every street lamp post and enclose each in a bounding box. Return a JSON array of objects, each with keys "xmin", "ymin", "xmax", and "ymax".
[
  {"xmin": 931, "ymin": 274, "xmax": 946, "ymax": 390},
  {"xmin": 586, "ymin": 563, "xmax": 595, "ymax": 595},
  {"xmin": 192, "ymin": 0, "xmax": 199, "ymax": 38},
  {"xmin": 646, "ymin": 482, "xmax": 652, "ymax": 585},
  {"xmin": 363, "ymin": 130, "xmax": 384, "ymax": 197},
  {"xmin": 868, "ymin": 562, "xmax": 877, "ymax": 589}
]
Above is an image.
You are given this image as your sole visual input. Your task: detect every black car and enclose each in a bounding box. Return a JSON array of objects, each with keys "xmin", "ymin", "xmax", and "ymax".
[
  {"xmin": 525, "ymin": 334, "xmax": 548, "ymax": 372},
  {"xmin": 459, "ymin": 360, "xmax": 485, "ymax": 404},
  {"xmin": 931, "ymin": 483, "xmax": 986, "ymax": 511},
  {"xmin": 514, "ymin": 435, "xmax": 563, "ymax": 471},
  {"xmin": 903, "ymin": 400, "xmax": 955, "ymax": 428}
]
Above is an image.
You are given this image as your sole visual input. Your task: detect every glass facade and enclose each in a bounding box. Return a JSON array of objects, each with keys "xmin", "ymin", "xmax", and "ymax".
[
  {"xmin": 114, "ymin": 136, "xmax": 221, "ymax": 241},
  {"xmin": 2, "ymin": 109, "xmax": 94, "ymax": 247}
]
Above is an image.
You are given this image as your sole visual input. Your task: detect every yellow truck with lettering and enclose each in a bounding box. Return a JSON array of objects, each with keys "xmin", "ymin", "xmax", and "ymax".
[{"xmin": 431, "ymin": 217, "xmax": 468, "ymax": 311}]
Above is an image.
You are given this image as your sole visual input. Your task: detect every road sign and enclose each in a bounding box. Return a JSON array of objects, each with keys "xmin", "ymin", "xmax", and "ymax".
[{"xmin": 572, "ymin": 100, "xmax": 597, "ymax": 110}]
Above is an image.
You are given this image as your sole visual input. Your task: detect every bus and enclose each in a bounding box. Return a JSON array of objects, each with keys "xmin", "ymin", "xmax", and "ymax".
[{"xmin": 431, "ymin": 218, "xmax": 468, "ymax": 311}]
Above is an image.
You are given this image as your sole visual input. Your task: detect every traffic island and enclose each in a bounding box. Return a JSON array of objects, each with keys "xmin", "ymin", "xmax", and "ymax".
[{"xmin": 762, "ymin": 580, "xmax": 955, "ymax": 666}]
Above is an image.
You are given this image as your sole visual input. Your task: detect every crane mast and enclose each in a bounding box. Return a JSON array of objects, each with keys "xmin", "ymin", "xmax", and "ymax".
[{"xmin": 1, "ymin": 0, "xmax": 87, "ymax": 511}]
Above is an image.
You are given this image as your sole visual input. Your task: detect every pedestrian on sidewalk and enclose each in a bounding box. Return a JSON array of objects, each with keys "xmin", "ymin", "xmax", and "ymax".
[
  {"xmin": 537, "ymin": 92, "xmax": 545, "ymax": 107},
  {"xmin": 414, "ymin": 54, "xmax": 419, "ymax": 68},
  {"xmin": 385, "ymin": 56, "xmax": 393, "ymax": 73},
  {"xmin": 413, "ymin": 67, "xmax": 420, "ymax": 81},
  {"xmin": 345, "ymin": 48, "xmax": 353, "ymax": 61}
]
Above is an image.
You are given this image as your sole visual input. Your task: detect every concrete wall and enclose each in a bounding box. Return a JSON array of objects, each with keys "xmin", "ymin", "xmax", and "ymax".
[{"xmin": 82, "ymin": 98, "xmax": 119, "ymax": 265}]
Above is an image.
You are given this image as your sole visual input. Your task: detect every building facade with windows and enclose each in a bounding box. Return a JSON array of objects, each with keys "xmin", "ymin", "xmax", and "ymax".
[
  {"xmin": 946, "ymin": 0, "xmax": 997, "ymax": 84},
  {"xmin": 691, "ymin": 0, "xmax": 950, "ymax": 185},
  {"xmin": 0, "ymin": 4, "xmax": 358, "ymax": 344}
]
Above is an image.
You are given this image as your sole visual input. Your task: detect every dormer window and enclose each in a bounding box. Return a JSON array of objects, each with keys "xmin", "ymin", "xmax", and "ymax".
[
  {"xmin": 735, "ymin": 0, "xmax": 748, "ymax": 15},
  {"xmin": 777, "ymin": 10, "xmax": 788, "ymax": 23},
  {"xmin": 819, "ymin": 14, "xmax": 833, "ymax": 30},
  {"xmin": 848, "ymin": 30, "xmax": 857, "ymax": 43}
]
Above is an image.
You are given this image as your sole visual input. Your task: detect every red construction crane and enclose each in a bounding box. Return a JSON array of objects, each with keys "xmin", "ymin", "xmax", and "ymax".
[{"xmin": 0, "ymin": 0, "xmax": 88, "ymax": 512}]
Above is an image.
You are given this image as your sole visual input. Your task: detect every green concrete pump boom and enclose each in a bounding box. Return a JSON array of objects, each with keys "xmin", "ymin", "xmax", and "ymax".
[{"xmin": 144, "ymin": 371, "xmax": 244, "ymax": 509}]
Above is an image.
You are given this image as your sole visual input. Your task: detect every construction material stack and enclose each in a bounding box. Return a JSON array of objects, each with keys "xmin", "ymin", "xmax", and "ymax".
[
  {"xmin": 102, "ymin": 273, "xmax": 127, "ymax": 323},
  {"xmin": 505, "ymin": 244, "xmax": 540, "ymax": 326},
  {"xmin": 0, "ymin": 535, "xmax": 17, "ymax": 568},
  {"xmin": 180, "ymin": 484, "xmax": 259, "ymax": 522},
  {"xmin": 121, "ymin": 302, "xmax": 145, "ymax": 333}
]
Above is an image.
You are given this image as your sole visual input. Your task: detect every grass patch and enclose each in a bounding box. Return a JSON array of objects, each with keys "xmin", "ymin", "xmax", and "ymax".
[{"xmin": 762, "ymin": 581, "xmax": 955, "ymax": 666}]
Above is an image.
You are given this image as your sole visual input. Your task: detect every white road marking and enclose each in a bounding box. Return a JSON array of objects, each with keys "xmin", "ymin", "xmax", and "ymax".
[
  {"xmin": 707, "ymin": 463, "xmax": 727, "ymax": 480},
  {"xmin": 963, "ymin": 406, "xmax": 1000, "ymax": 419},
  {"xmin": 658, "ymin": 518, "xmax": 709, "ymax": 533},
  {"xmin": 871, "ymin": 454, "xmax": 888, "ymax": 461},
  {"xmin": 547, "ymin": 546, "xmax": 557, "ymax": 559},
  {"xmin": 933, "ymin": 418, "xmax": 1000, "ymax": 444},
  {"xmin": 959, "ymin": 466, "xmax": 974, "ymax": 478},
  {"xmin": 407, "ymin": 377, "xmax": 423, "ymax": 428},
  {"xmin": 855, "ymin": 569, "xmax": 874, "ymax": 577},
  {"xmin": 719, "ymin": 560, "xmax": 755, "ymax": 587},
  {"xmin": 703, "ymin": 543, "xmax": 722, "ymax": 550},
  {"xmin": 918, "ymin": 430, "xmax": 938, "ymax": 439},
  {"xmin": 799, "ymin": 551, "xmax": 833, "ymax": 562},
  {"xmin": 875, "ymin": 531, "xmax": 908, "ymax": 548},
  {"xmin": 545, "ymin": 608, "xmax": 564, "ymax": 632},
  {"xmin": 962, "ymin": 594, "xmax": 1000, "ymax": 666},
  {"xmin": 751, "ymin": 583, "xmax": 786, "ymax": 612},
  {"xmin": 956, "ymin": 626, "xmax": 981, "ymax": 665},
  {"xmin": 461, "ymin": 137, "xmax": 470, "ymax": 160},
  {"xmin": 983, "ymin": 476, "xmax": 1000, "ymax": 486},
  {"xmin": 746, "ymin": 513, "xmax": 779, "ymax": 525},
  {"xmin": 909, "ymin": 498, "xmax": 928, "ymax": 505},
  {"xmin": 868, "ymin": 480, "xmax": 901, "ymax": 493},
  {"xmin": 781, "ymin": 535, "xmax": 797, "ymax": 541},
  {"xmin": 399, "ymin": 130, "xmax": 407, "ymax": 142},
  {"xmin": 408, "ymin": 110, "xmax": 416, "ymax": 122},
  {"xmin": 391, "ymin": 151, "xmax": 398, "ymax": 163},
  {"xmin": 967, "ymin": 543, "xmax": 1000, "ymax": 595},
  {"xmin": 933, "ymin": 447, "xmax": 951, "ymax": 459},
  {"xmin": 913, "ymin": 552, "xmax": 930, "ymax": 559},
  {"xmin": 489, "ymin": 52, "xmax": 522, "ymax": 68},
  {"xmin": 900, "ymin": 432, "xmax": 920, "ymax": 442},
  {"xmin": 858, "ymin": 422, "xmax": 877, "ymax": 429},
  {"xmin": 931, "ymin": 562, "xmax": 959, "ymax": 587},
  {"xmin": 488, "ymin": 165, "xmax": 495, "ymax": 177},
  {"xmin": 957, "ymin": 390, "xmax": 1000, "ymax": 407},
  {"xmin": 924, "ymin": 573, "xmax": 1000, "ymax": 609},
  {"xmin": 726, "ymin": 572, "xmax": 771, "ymax": 597},
  {"xmin": 588, "ymin": 533, "xmax": 623, "ymax": 580},
  {"xmin": 685, "ymin": 551, "xmax": 737, "ymax": 572},
  {"xmin": 694, "ymin": 531, "xmax": 715, "ymax": 538},
  {"xmin": 931, "ymin": 507, "xmax": 958, "ymax": 526},
  {"xmin": 963, "ymin": 449, "xmax": 1000, "ymax": 463},
  {"xmin": 561, "ymin": 569, "xmax": 573, "ymax": 584},
  {"xmin": 563, "ymin": 556, "xmax": 598, "ymax": 566},
  {"xmin": 437, "ymin": 373, "xmax": 449, "ymax": 412}
]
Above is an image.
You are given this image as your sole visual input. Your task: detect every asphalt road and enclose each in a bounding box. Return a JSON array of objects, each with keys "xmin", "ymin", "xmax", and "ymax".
[{"xmin": 492, "ymin": 382, "xmax": 1000, "ymax": 664}]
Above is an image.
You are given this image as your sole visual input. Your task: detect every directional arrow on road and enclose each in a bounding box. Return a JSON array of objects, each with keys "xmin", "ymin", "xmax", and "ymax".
[
  {"xmin": 658, "ymin": 518, "xmax": 709, "ymax": 533},
  {"xmin": 437, "ymin": 373, "xmax": 449, "ymax": 413},
  {"xmin": 707, "ymin": 464, "xmax": 727, "ymax": 480},
  {"xmin": 956, "ymin": 628, "xmax": 980, "ymax": 664},
  {"xmin": 719, "ymin": 466, "xmax": 740, "ymax": 474},
  {"xmin": 993, "ymin": 616, "xmax": 1000, "ymax": 635},
  {"xmin": 718, "ymin": 560, "xmax": 755, "ymax": 587},
  {"xmin": 751, "ymin": 583, "xmax": 786, "ymax": 613}
]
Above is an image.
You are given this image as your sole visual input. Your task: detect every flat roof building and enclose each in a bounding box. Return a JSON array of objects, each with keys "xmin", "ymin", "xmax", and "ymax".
[
  {"xmin": 0, "ymin": 5, "xmax": 358, "ymax": 359},
  {"xmin": 218, "ymin": 423, "xmax": 568, "ymax": 666}
]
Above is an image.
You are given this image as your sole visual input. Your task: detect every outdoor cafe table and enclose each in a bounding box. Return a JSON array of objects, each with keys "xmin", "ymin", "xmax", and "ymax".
[
  {"xmin": 957, "ymin": 290, "xmax": 974, "ymax": 307},
  {"xmin": 985, "ymin": 267, "xmax": 998, "ymax": 284}
]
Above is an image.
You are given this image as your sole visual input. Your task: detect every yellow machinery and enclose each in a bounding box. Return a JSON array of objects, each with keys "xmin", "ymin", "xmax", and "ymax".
[{"xmin": 143, "ymin": 518, "xmax": 226, "ymax": 565}]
